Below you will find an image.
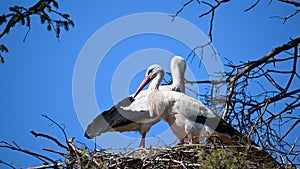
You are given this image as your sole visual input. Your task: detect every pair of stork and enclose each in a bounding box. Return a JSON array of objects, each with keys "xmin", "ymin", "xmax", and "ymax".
[{"xmin": 85, "ymin": 56, "xmax": 240, "ymax": 148}]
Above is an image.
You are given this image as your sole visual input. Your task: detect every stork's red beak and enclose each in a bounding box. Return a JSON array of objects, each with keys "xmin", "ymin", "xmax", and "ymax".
[{"xmin": 133, "ymin": 75, "xmax": 151, "ymax": 98}]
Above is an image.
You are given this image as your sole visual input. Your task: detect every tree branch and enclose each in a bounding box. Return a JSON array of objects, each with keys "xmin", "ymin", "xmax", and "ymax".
[
  {"xmin": 222, "ymin": 36, "xmax": 300, "ymax": 118},
  {"xmin": 0, "ymin": 141, "xmax": 55, "ymax": 164},
  {"xmin": 199, "ymin": 0, "xmax": 230, "ymax": 42},
  {"xmin": 279, "ymin": 0, "xmax": 300, "ymax": 7},
  {"xmin": 29, "ymin": 130, "xmax": 68, "ymax": 150}
]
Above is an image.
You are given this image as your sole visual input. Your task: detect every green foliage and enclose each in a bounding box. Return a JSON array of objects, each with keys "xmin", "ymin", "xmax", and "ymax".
[
  {"xmin": 0, "ymin": 15, "xmax": 7, "ymax": 25},
  {"xmin": 0, "ymin": 0, "xmax": 74, "ymax": 63},
  {"xmin": 0, "ymin": 44, "xmax": 8, "ymax": 63},
  {"xmin": 197, "ymin": 147, "xmax": 273, "ymax": 169},
  {"xmin": 71, "ymin": 146, "xmax": 106, "ymax": 168},
  {"xmin": 198, "ymin": 148, "xmax": 244, "ymax": 169}
]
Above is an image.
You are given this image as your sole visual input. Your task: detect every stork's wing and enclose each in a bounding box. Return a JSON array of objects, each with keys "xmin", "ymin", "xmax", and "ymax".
[
  {"xmin": 168, "ymin": 92, "xmax": 241, "ymax": 138},
  {"xmin": 85, "ymin": 96, "xmax": 152, "ymax": 139}
]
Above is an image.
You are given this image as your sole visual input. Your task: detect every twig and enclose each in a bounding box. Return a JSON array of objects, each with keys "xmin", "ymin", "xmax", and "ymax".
[
  {"xmin": 30, "ymin": 130, "xmax": 68, "ymax": 150},
  {"xmin": 28, "ymin": 162, "xmax": 67, "ymax": 169},
  {"xmin": 270, "ymin": 9, "xmax": 300, "ymax": 24},
  {"xmin": 279, "ymin": 0, "xmax": 300, "ymax": 7},
  {"xmin": 42, "ymin": 114, "xmax": 68, "ymax": 144},
  {"xmin": 42, "ymin": 148, "xmax": 68, "ymax": 157},
  {"xmin": 155, "ymin": 157, "xmax": 187, "ymax": 169},
  {"xmin": 199, "ymin": 0, "xmax": 230, "ymax": 42},
  {"xmin": 279, "ymin": 119, "xmax": 300, "ymax": 141},
  {"xmin": 222, "ymin": 36, "xmax": 300, "ymax": 119},
  {"xmin": 245, "ymin": 0, "xmax": 260, "ymax": 12},
  {"xmin": 0, "ymin": 160, "xmax": 16, "ymax": 169},
  {"xmin": 125, "ymin": 138, "xmax": 138, "ymax": 149},
  {"xmin": 185, "ymin": 79, "xmax": 228, "ymax": 85},
  {"xmin": 171, "ymin": 0, "xmax": 194, "ymax": 21},
  {"xmin": 154, "ymin": 135, "xmax": 170, "ymax": 148},
  {"xmin": 67, "ymin": 137, "xmax": 83, "ymax": 168},
  {"xmin": 0, "ymin": 141, "xmax": 55, "ymax": 164}
]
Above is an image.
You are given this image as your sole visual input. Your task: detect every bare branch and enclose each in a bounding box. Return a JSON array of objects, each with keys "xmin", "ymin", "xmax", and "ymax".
[
  {"xmin": 245, "ymin": 0, "xmax": 261, "ymax": 12},
  {"xmin": 0, "ymin": 160, "xmax": 16, "ymax": 169},
  {"xmin": 42, "ymin": 114, "xmax": 68, "ymax": 143},
  {"xmin": 30, "ymin": 130, "xmax": 68, "ymax": 150},
  {"xmin": 279, "ymin": 0, "xmax": 300, "ymax": 7},
  {"xmin": 248, "ymin": 88, "xmax": 300, "ymax": 116},
  {"xmin": 222, "ymin": 36, "xmax": 300, "ymax": 118},
  {"xmin": 186, "ymin": 79, "xmax": 228, "ymax": 85},
  {"xmin": 279, "ymin": 119, "xmax": 300, "ymax": 141},
  {"xmin": 199, "ymin": 0, "xmax": 230, "ymax": 41},
  {"xmin": 270, "ymin": 9, "xmax": 300, "ymax": 24},
  {"xmin": 42, "ymin": 148, "xmax": 68, "ymax": 157},
  {"xmin": 186, "ymin": 42, "xmax": 219, "ymax": 66},
  {"xmin": 0, "ymin": 141, "xmax": 55, "ymax": 164},
  {"xmin": 28, "ymin": 162, "xmax": 67, "ymax": 169},
  {"xmin": 171, "ymin": 0, "xmax": 194, "ymax": 20}
]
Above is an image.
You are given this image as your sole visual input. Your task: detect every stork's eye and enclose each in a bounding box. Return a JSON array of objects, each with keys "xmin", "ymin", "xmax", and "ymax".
[{"xmin": 147, "ymin": 69, "xmax": 153, "ymax": 75}]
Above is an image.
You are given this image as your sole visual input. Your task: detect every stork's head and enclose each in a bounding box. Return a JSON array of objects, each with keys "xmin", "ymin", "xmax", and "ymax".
[
  {"xmin": 170, "ymin": 56, "xmax": 186, "ymax": 76},
  {"xmin": 146, "ymin": 64, "xmax": 164, "ymax": 79},
  {"xmin": 170, "ymin": 56, "xmax": 186, "ymax": 92},
  {"xmin": 133, "ymin": 64, "xmax": 164, "ymax": 98}
]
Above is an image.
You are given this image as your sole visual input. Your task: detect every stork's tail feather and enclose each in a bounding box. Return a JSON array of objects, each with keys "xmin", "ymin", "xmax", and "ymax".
[
  {"xmin": 84, "ymin": 108, "xmax": 115, "ymax": 139},
  {"xmin": 214, "ymin": 118, "xmax": 241, "ymax": 138},
  {"xmin": 195, "ymin": 115, "xmax": 258, "ymax": 146}
]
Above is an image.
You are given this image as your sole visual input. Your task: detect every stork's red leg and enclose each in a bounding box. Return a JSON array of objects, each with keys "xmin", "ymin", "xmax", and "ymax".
[
  {"xmin": 188, "ymin": 134, "xmax": 193, "ymax": 144},
  {"xmin": 139, "ymin": 133, "xmax": 146, "ymax": 148}
]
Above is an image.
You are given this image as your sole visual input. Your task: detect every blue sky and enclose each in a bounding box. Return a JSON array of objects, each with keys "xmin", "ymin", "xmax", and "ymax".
[{"xmin": 1, "ymin": 0, "xmax": 299, "ymax": 168}]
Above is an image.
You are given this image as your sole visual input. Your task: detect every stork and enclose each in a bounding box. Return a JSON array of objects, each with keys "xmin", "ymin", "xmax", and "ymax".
[
  {"xmin": 84, "ymin": 56, "xmax": 191, "ymax": 148},
  {"xmin": 131, "ymin": 64, "xmax": 282, "ymax": 166},
  {"xmin": 133, "ymin": 64, "xmax": 242, "ymax": 144}
]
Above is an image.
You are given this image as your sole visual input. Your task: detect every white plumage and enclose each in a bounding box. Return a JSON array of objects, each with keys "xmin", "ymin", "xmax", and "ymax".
[
  {"xmin": 134, "ymin": 64, "xmax": 241, "ymax": 145},
  {"xmin": 85, "ymin": 56, "xmax": 191, "ymax": 147}
]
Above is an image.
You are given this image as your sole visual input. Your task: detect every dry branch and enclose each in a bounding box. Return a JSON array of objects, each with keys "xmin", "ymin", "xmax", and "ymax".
[
  {"xmin": 0, "ymin": 141, "xmax": 56, "ymax": 164},
  {"xmin": 223, "ymin": 36, "xmax": 300, "ymax": 119},
  {"xmin": 30, "ymin": 130, "xmax": 68, "ymax": 150},
  {"xmin": 279, "ymin": 0, "xmax": 300, "ymax": 7}
]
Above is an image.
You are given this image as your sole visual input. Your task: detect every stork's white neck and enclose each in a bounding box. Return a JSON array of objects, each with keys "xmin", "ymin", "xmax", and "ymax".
[
  {"xmin": 148, "ymin": 72, "xmax": 164, "ymax": 92},
  {"xmin": 171, "ymin": 69, "xmax": 185, "ymax": 93}
]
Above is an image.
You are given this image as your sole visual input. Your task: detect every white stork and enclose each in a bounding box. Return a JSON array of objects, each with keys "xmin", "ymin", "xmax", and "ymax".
[
  {"xmin": 133, "ymin": 64, "xmax": 242, "ymax": 144},
  {"xmin": 85, "ymin": 56, "xmax": 190, "ymax": 148}
]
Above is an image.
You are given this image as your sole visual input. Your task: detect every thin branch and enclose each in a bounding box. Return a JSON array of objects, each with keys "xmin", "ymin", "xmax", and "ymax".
[
  {"xmin": 171, "ymin": 0, "xmax": 194, "ymax": 21},
  {"xmin": 245, "ymin": 0, "xmax": 260, "ymax": 12},
  {"xmin": 42, "ymin": 114, "xmax": 68, "ymax": 143},
  {"xmin": 284, "ymin": 45, "xmax": 298, "ymax": 91},
  {"xmin": 222, "ymin": 36, "xmax": 300, "ymax": 118},
  {"xmin": 199, "ymin": 0, "xmax": 230, "ymax": 41},
  {"xmin": 270, "ymin": 9, "xmax": 300, "ymax": 24},
  {"xmin": 0, "ymin": 141, "xmax": 55, "ymax": 164},
  {"xmin": 264, "ymin": 72, "xmax": 285, "ymax": 92},
  {"xmin": 0, "ymin": 160, "xmax": 16, "ymax": 169},
  {"xmin": 30, "ymin": 130, "xmax": 69, "ymax": 150},
  {"xmin": 279, "ymin": 119, "xmax": 300, "ymax": 141},
  {"xmin": 186, "ymin": 42, "xmax": 219, "ymax": 66},
  {"xmin": 247, "ymin": 101, "xmax": 270, "ymax": 138},
  {"xmin": 42, "ymin": 148, "xmax": 68, "ymax": 157},
  {"xmin": 233, "ymin": 36, "xmax": 300, "ymax": 82},
  {"xmin": 248, "ymin": 88, "xmax": 300, "ymax": 116},
  {"xmin": 279, "ymin": 0, "xmax": 300, "ymax": 7},
  {"xmin": 28, "ymin": 162, "xmax": 67, "ymax": 169},
  {"xmin": 185, "ymin": 79, "xmax": 228, "ymax": 85}
]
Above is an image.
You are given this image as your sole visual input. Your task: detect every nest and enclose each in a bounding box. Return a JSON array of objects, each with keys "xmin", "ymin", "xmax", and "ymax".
[{"xmin": 86, "ymin": 144, "xmax": 282, "ymax": 169}]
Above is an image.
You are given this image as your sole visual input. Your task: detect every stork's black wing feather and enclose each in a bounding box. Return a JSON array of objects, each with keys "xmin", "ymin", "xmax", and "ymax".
[
  {"xmin": 193, "ymin": 115, "xmax": 240, "ymax": 138},
  {"xmin": 85, "ymin": 96, "xmax": 151, "ymax": 139},
  {"xmin": 101, "ymin": 96, "xmax": 151, "ymax": 128}
]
